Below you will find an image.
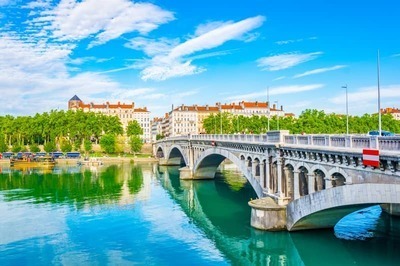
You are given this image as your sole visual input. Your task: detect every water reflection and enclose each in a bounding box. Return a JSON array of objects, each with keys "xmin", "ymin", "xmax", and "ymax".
[
  {"xmin": 0, "ymin": 163, "xmax": 399, "ymax": 265},
  {"xmin": 157, "ymin": 164, "xmax": 400, "ymax": 266},
  {"xmin": 0, "ymin": 163, "xmax": 144, "ymax": 208}
]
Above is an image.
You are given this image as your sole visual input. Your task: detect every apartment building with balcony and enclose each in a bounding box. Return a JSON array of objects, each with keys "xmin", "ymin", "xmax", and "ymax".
[{"xmin": 157, "ymin": 101, "xmax": 286, "ymax": 138}]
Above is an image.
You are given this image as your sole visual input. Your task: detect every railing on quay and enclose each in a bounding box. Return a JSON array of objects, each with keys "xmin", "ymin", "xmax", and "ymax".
[{"xmin": 158, "ymin": 131, "xmax": 400, "ymax": 152}]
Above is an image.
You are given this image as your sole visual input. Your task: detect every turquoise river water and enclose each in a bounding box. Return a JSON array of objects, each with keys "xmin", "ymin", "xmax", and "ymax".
[{"xmin": 0, "ymin": 162, "xmax": 399, "ymax": 265}]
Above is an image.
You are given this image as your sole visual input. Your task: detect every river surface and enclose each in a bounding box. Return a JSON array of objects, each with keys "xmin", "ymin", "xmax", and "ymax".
[{"xmin": 0, "ymin": 162, "xmax": 399, "ymax": 265}]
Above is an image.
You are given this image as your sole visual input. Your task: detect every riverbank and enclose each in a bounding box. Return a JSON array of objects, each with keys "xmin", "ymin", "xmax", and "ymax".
[{"xmin": 0, "ymin": 157, "xmax": 159, "ymax": 166}]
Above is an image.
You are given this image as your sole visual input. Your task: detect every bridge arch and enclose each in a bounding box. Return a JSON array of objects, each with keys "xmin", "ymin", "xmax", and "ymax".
[
  {"xmin": 309, "ymin": 165, "xmax": 329, "ymax": 191},
  {"xmin": 167, "ymin": 145, "xmax": 188, "ymax": 166},
  {"xmin": 287, "ymin": 183, "xmax": 400, "ymax": 231},
  {"xmin": 193, "ymin": 148, "xmax": 263, "ymax": 198},
  {"xmin": 298, "ymin": 166, "xmax": 309, "ymax": 196},
  {"xmin": 327, "ymin": 167, "xmax": 349, "ymax": 180},
  {"xmin": 155, "ymin": 146, "xmax": 164, "ymax": 158}
]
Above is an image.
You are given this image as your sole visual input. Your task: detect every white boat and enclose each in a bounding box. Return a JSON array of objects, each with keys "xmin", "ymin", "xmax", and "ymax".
[{"xmin": 77, "ymin": 158, "xmax": 103, "ymax": 166}]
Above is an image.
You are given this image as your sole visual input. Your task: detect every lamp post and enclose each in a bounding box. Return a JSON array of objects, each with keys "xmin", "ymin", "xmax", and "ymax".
[
  {"xmin": 213, "ymin": 114, "xmax": 216, "ymax": 134},
  {"xmin": 342, "ymin": 84, "xmax": 349, "ymax": 135},
  {"xmin": 219, "ymin": 105, "xmax": 222, "ymax": 134},
  {"xmin": 275, "ymin": 100, "xmax": 279, "ymax": 130},
  {"xmin": 267, "ymin": 86, "xmax": 270, "ymax": 131},
  {"xmin": 237, "ymin": 115, "xmax": 239, "ymax": 133},
  {"xmin": 377, "ymin": 50, "xmax": 382, "ymax": 136}
]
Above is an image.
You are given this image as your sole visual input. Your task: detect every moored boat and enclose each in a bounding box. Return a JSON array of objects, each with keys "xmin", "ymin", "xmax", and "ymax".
[
  {"xmin": 10, "ymin": 155, "xmax": 56, "ymax": 167},
  {"xmin": 77, "ymin": 157, "xmax": 103, "ymax": 166}
]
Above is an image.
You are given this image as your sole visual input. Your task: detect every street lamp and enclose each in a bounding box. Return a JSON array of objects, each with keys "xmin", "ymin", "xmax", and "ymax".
[
  {"xmin": 274, "ymin": 100, "xmax": 279, "ymax": 130},
  {"xmin": 377, "ymin": 50, "xmax": 382, "ymax": 136},
  {"xmin": 267, "ymin": 86, "xmax": 270, "ymax": 131},
  {"xmin": 219, "ymin": 104, "xmax": 222, "ymax": 134},
  {"xmin": 213, "ymin": 114, "xmax": 216, "ymax": 134},
  {"xmin": 342, "ymin": 84, "xmax": 349, "ymax": 135}
]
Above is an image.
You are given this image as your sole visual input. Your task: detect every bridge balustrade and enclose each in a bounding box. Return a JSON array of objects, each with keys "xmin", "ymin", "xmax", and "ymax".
[
  {"xmin": 284, "ymin": 135, "xmax": 296, "ymax": 144},
  {"xmin": 379, "ymin": 137, "xmax": 400, "ymax": 151},
  {"xmin": 163, "ymin": 133, "xmax": 400, "ymax": 151},
  {"xmin": 312, "ymin": 135, "xmax": 328, "ymax": 146},
  {"xmin": 351, "ymin": 136, "xmax": 371, "ymax": 149},
  {"xmin": 330, "ymin": 136, "xmax": 346, "ymax": 147}
]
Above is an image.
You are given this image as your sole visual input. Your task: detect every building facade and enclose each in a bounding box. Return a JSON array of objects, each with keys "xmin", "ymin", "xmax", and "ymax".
[
  {"xmin": 381, "ymin": 107, "xmax": 400, "ymax": 120},
  {"xmin": 68, "ymin": 95, "xmax": 151, "ymax": 142},
  {"xmin": 155, "ymin": 101, "xmax": 287, "ymax": 138}
]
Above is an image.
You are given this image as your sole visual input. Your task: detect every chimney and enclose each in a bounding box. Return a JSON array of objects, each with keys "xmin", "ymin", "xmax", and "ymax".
[
  {"xmin": 206, "ymin": 104, "xmax": 209, "ymax": 110},
  {"xmin": 255, "ymin": 101, "xmax": 258, "ymax": 106}
]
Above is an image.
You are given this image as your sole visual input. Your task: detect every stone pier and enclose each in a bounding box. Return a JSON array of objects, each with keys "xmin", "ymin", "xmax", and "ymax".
[{"xmin": 248, "ymin": 197, "xmax": 287, "ymax": 231}]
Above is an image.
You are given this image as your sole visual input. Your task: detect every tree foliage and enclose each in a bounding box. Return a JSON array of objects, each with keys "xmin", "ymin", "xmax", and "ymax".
[
  {"xmin": 84, "ymin": 139, "xmax": 92, "ymax": 153},
  {"xmin": 44, "ymin": 141, "xmax": 56, "ymax": 153},
  {"xmin": 0, "ymin": 134, "xmax": 7, "ymax": 153},
  {"xmin": 0, "ymin": 110, "xmax": 123, "ymax": 151},
  {"xmin": 126, "ymin": 120, "xmax": 143, "ymax": 137},
  {"xmin": 29, "ymin": 143, "xmax": 40, "ymax": 153},
  {"xmin": 100, "ymin": 134, "xmax": 116, "ymax": 154},
  {"xmin": 202, "ymin": 109, "xmax": 400, "ymax": 134},
  {"xmin": 130, "ymin": 136, "xmax": 143, "ymax": 154}
]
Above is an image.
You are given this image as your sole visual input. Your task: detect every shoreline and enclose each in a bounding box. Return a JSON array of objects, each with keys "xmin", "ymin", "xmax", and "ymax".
[{"xmin": 0, "ymin": 157, "xmax": 159, "ymax": 165}]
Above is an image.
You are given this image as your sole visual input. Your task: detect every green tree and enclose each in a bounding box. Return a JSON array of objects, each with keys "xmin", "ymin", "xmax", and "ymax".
[
  {"xmin": 126, "ymin": 120, "xmax": 143, "ymax": 136},
  {"xmin": 100, "ymin": 134, "xmax": 116, "ymax": 154},
  {"xmin": 44, "ymin": 141, "xmax": 56, "ymax": 153},
  {"xmin": 29, "ymin": 143, "xmax": 40, "ymax": 153},
  {"xmin": 0, "ymin": 134, "xmax": 8, "ymax": 152},
  {"xmin": 11, "ymin": 144, "xmax": 22, "ymax": 153},
  {"xmin": 130, "ymin": 136, "xmax": 143, "ymax": 155},
  {"xmin": 60, "ymin": 141, "xmax": 73, "ymax": 152},
  {"xmin": 84, "ymin": 139, "xmax": 92, "ymax": 154}
]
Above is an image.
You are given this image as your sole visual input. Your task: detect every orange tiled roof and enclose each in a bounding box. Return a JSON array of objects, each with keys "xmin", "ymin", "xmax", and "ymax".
[{"xmin": 241, "ymin": 101, "xmax": 268, "ymax": 108}]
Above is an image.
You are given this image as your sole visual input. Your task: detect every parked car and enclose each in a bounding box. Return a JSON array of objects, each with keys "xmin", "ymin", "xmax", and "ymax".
[{"xmin": 368, "ymin": 130, "xmax": 395, "ymax": 136}]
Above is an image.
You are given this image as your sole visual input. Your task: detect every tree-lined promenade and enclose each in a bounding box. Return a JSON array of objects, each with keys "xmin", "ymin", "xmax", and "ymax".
[
  {"xmin": 203, "ymin": 109, "xmax": 400, "ymax": 135},
  {"xmin": 0, "ymin": 110, "xmax": 143, "ymax": 154},
  {"xmin": 1, "ymin": 108, "xmax": 399, "ymax": 154}
]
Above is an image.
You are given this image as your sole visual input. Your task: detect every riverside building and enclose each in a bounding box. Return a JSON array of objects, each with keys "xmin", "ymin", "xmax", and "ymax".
[
  {"xmin": 68, "ymin": 95, "xmax": 151, "ymax": 142},
  {"xmin": 156, "ymin": 101, "xmax": 287, "ymax": 138},
  {"xmin": 381, "ymin": 107, "xmax": 400, "ymax": 120}
]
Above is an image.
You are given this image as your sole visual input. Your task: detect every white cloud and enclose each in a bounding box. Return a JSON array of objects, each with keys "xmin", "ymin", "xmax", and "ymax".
[
  {"xmin": 140, "ymin": 60, "xmax": 206, "ymax": 81},
  {"xmin": 22, "ymin": 0, "xmax": 51, "ymax": 9},
  {"xmin": 257, "ymin": 52, "xmax": 323, "ymax": 71},
  {"xmin": 125, "ymin": 37, "xmax": 179, "ymax": 57},
  {"xmin": 0, "ymin": 33, "xmax": 146, "ymax": 115},
  {"xmin": 168, "ymin": 16, "xmax": 265, "ymax": 60},
  {"xmin": 392, "ymin": 53, "xmax": 400, "ymax": 57},
  {"xmin": 194, "ymin": 21, "xmax": 232, "ymax": 36},
  {"xmin": 31, "ymin": 0, "xmax": 174, "ymax": 48},
  {"xmin": 226, "ymin": 84, "xmax": 324, "ymax": 102},
  {"xmin": 275, "ymin": 36, "xmax": 317, "ymax": 45},
  {"xmin": 293, "ymin": 65, "xmax": 347, "ymax": 78},
  {"xmin": 330, "ymin": 85, "xmax": 400, "ymax": 105},
  {"xmin": 273, "ymin": 76, "xmax": 286, "ymax": 81},
  {"xmin": 130, "ymin": 15, "xmax": 265, "ymax": 81},
  {"xmin": 0, "ymin": 0, "xmax": 12, "ymax": 7}
]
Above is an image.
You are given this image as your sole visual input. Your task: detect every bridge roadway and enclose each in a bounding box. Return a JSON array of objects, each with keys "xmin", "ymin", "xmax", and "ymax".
[{"xmin": 154, "ymin": 131, "xmax": 400, "ymax": 231}]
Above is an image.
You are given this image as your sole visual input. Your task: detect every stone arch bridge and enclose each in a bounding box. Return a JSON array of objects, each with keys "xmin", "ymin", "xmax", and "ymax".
[{"xmin": 154, "ymin": 131, "xmax": 400, "ymax": 231}]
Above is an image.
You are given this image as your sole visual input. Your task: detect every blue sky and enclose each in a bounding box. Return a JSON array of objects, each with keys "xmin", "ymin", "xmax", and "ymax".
[{"xmin": 0, "ymin": 0, "xmax": 399, "ymax": 118}]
